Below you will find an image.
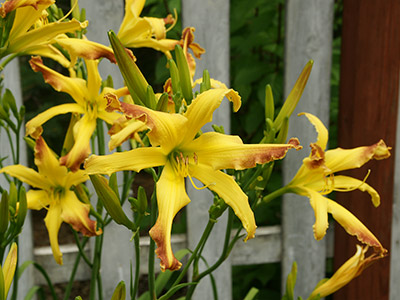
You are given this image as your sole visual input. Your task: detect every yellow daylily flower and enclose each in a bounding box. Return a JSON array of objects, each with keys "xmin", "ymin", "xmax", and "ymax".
[
  {"xmin": 26, "ymin": 56, "xmax": 130, "ymax": 171},
  {"xmin": 1, "ymin": 1, "xmax": 116, "ymax": 68},
  {"xmin": 1, "ymin": 243, "xmax": 17, "ymax": 300},
  {"xmin": 287, "ymin": 113, "xmax": 390, "ymax": 254},
  {"xmin": 85, "ymin": 88, "xmax": 301, "ymax": 271},
  {"xmin": 0, "ymin": 0, "xmax": 51, "ymax": 17},
  {"xmin": 1, "ymin": 1, "xmax": 86, "ymax": 56},
  {"xmin": 308, "ymin": 245, "xmax": 382, "ymax": 299},
  {"xmin": 0, "ymin": 137, "xmax": 101, "ymax": 264},
  {"xmin": 117, "ymin": 0, "xmax": 178, "ymax": 53}
]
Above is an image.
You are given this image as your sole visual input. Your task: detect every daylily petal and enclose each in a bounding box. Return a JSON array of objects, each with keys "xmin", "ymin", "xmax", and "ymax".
[
  {"xmin": 8, "ymin": 4, "xmax": 49, "ymax": 40},
  {"xmin": 2, "ymin": 242, "xmax": 17, "ymax": 299},
  {"xmin": 8, "ymin": 19, "xmax": 87, "ymax": 54},
  {"xmin": 118, "ymin": 0, "xmax": 145, "ymax": 34},
  {"xmin": 182, "ymin": 88, "xmax": 241, "ymax": 144},
  {"xmin": 115, "ymin": 102, "xmax": 187, "ymax": 150},
  {"xmin": 183, "ymin": 132, "xmax": 301, "ymax": 170},
  {"xmin": 27, "ymin": 44, "xmax": 70, "ymax": 68},
  {"xmin": 55, "ymin": 37, "xmax": 116, "ymax": 66},
  {"xmin": 0, "ymin": 165, "xmax": 49, "ymax": 190},
  {"xmin": 85, "ymin": 59, "xmax": 102, "ymax": 100},
  {"xmin": 85, "ymin": 147, "xmax": 166, "ymax": 176},
  {"xmin": 325, "ymin": 139, "xmax": 391, "ymax": 173},
  {"xmin": 26, "ymin": 190, "xmax": 51, "ymax": 210},
  {"xmin": 149, "ymin": 162, "xmax": 190, "ymax": 271},
  {"xmin": 126, "ymin": 38, "xmax": 179, "ymax": 53},
  {"xmin": 29, "ymin": 56, "xmax": 88, "ymax": 106},
  {"xmin": 306, "ymin": 188, "xmax": 329, "ymax": 240},
  {"xmin": 34, "ymin": 136, "xmax": 68, "ymax": 183},
  {"xmin": 190, "ymin": 163, "xmax": 256, "ymax": 241},
  {"xmin": 309, "ymin": 245, "xmax": 381, "ymax": 299},
  {"xmin": 331, "ymin": 175, "xmax": 380, "ymax": 207},
  {"xmin": 108, "ymin": 118, "xmax": 147, "ymax": 151},
  {"xmin": 327, "ymin": 199, "xmax": 386, "ymax": 254},
  {"xmin": 0, "ymin": 0, "xmax": 52, "ymax": 17},
  {"xmin": 26, "ymin": 103, "xmax": 85, "ymax": 138},
  {"xmin": 97, "ymin": 109, "xmax": 122, "ymax": 125},
  {"xmin": 118, "ymin": 18, "xmax": 152, "ymax": 45},
  {"xmin": 64, "ymin": 169, "xmax": 89, "ymax": 187},
  {"xmin": 60, "ymin": 114, "xmax": 97, "ymax": 171},
  {"xmin": 44, "ymin": 203, "xmax": 63, "ymax": 264},
  {"xmin": 60, "ymin": 190, "xmax": 102, "ymax": 236},
  {"xmin": 300, "ymin": 112, "xmax": 329, "ymax": 150}
]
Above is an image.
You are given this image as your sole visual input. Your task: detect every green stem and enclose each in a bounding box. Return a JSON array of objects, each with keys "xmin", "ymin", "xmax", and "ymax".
[
  {"xmin": 72, "ymin": 232, "xmax": 91, "ymax": 267},
  {"xmin": 186, "ymin": 210, "xmax": 234, "ymax": 299},
  {"xmin": 89, "ymin": 233, "xmax": 104, "ymax": 300},
  {"xmin": 0, "ymin": 53, "xmax": 19, "ymax": 70},
  {"xmin": 170, "ymin": 220, "xmax": 215, "ymax": 288},
  {"xmin": 132, "ymin": 232, "xmax": 140, "ymax": 299},
  {"xmin": 63, "ymin": 238, "xmax": 88, "ymax": 300},
  {"xmin": 148, "ymin": 189, "xmax": 157, "ymax": 300},
  {"xmin": 96, "ymin": 119, "xmax": 106, "ymax": 155},
  {"xmin": 262, "ymin": 186, "xmax": 292, "ymax": 204}
]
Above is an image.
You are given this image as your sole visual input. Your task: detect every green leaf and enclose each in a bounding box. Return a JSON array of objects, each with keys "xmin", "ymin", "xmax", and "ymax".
[
  {"xmin": 139, "ymin": 249, "xmax": 191, "ymax": 300},
  {"xmin": 23, "ymin": 286, "xmax": 42, "ymax": 300}
]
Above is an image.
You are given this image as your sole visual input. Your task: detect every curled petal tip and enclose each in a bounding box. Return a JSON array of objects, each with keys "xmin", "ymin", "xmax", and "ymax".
[{"xmin": 287, "ymin": 137, "xmax": 302, "ymax": 150}]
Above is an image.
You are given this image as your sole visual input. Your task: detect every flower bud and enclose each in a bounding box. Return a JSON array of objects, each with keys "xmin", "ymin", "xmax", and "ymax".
[
  {"xmin": 111, "ymin": 281, "xmax": 126, "ymax": 300},
  {"xmin": 264, "ymin": 84, "xmax": 274, "ymax": 122},
  {"xmin": 16, "ymin": 186, "xmax": 27, "ymax": 229},
  {"xmin": 175, "ymin": 45, "xmax": 193, "ymax": 104},
  {"xmin": 209, "ymin": 196, "xmax": 228, "ymax": 221},
  {"xmin": 0, "ymin": 191, "xmax": 9, "ymax": 235},
  {"xmin": 273, "ymin": 60, "xmax": 313, "ymax": 131},
  {"xmin": 156, "ymin": 93, "xmax": 169, "ymax": 112},
  {"xmin": 200, "ymin": 69, "xmax": 211, "ymax": 93},
  {"xmin": 2, "ymin": 243, "xmax": 17, "ymax": 300},
  {"xmin": 90, "ymin": 175, "xmax": 134, "ymax": 230},
  {"xmin": 108, "ymin": 30, "xmax": 150, "ymax": 108}
]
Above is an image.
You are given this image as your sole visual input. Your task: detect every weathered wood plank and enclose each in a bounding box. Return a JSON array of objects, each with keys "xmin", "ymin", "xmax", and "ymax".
[
  {"xmin": 334, "ymin": 1, "xmax": 400, "ymax": 299},
  {"xmin": 78, "ymin": 1, "xmax": 131, "ymax": 299},
  {"xmin": 282, "ymin": 0, "xmax": 334, "ymax": 298},
  {"xmin": 182, "ymin": 0, "xmax": 232, "ymax": 299},
  {"xmin": 33, "ymin": 225, "xmax": 335, "ymax": 284},
  {"xmin": 2, "ymin": 58, "xmax": 35, "ymax": 300}
]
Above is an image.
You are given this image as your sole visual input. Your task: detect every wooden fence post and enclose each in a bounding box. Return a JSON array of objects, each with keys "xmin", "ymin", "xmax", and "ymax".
[
  {"xmin": 182, "ymin": 1, "xmax": 232, "ymax": 299},
  {"xmin": 334, "ymin": 1, "xmax": 400, "ymax": 299},
  {"xmin": 282, "ymin": 0, "xmax": 334, "ymax": 298},
  {"xmin": 1, "ymin": 59, "xmax": 34, "ymax": 300},
  {"xmin": 78, "ymin": 1, "xmax": 131, "ymax": 299}
]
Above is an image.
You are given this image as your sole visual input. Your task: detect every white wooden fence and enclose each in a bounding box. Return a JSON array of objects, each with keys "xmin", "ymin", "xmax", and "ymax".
[{"xmin": 5, "ymin": 0, "xmax": 392, "ymax": 299}]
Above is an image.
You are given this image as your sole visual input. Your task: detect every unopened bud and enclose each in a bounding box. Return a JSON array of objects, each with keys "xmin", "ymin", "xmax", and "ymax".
[{"xmin": 90, "ymin": 174, "xmax": 134, "ymax": 230}]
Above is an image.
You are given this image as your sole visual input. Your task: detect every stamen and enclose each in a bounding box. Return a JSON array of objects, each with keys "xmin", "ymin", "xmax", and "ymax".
[
  {"xmin": 193, "ymin": 152, "xmax": 198, "ymax": 164},
  {"xmin": 320, "ymin": 173, "xmax": 334, "ymax": 195},
  {"xmin": 58, "ymin": 0, "xmax": 79, "ymax": 23},
  {"xmin": 333, "ymin": 170, "xmax": 371, "ymax": 192},
  {"xmin": 165, "ymin": 9, "xmax": 178, "ymax": 33},
  {"xmin": 188, "ymin": 174, "xmax": 215, "ymax": 190}
]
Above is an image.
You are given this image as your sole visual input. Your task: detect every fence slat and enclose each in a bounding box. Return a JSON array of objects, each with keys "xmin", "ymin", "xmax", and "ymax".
[
  {"xmin": 282, "ymin": 0, "xmax": 334, "ymax": 298},
  {"xmin": 2, "ymin": 59, "xmax": 34, "ymax": 300},
  {"xmin": 334, "ymin": 1, "xmax": 400, "ymax": 299},
  {"xmin": 78, "ymin": 1, "xmax": 132, "ymax": 299},
  {"xmin": 182, "ymin": 1, "xmax": 232, "ymax": 299}
]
